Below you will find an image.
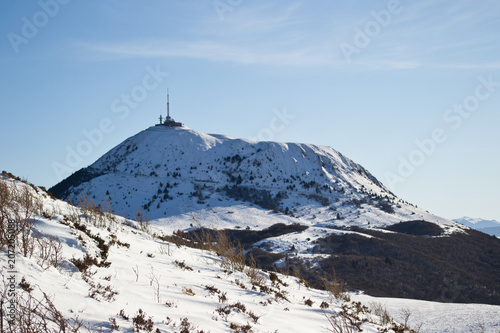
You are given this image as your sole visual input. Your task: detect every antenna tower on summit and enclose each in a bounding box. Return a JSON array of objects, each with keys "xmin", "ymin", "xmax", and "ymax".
[
  {"xmin": 157, "ymin": 88, "xmax": 183, "ymax": 127},
  {"xmin": 166, "ymin": 88, "xmax": 171, "ymax": 121}
]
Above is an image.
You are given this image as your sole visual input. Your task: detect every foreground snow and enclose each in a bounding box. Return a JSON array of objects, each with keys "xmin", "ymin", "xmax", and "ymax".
[
  {"xmin": 352, "ymin": 294, "xmax": 500, "ymax": 333},
  {"xmin": 2, "ymin": 176, "xmax": 499, "ymax": 332}
]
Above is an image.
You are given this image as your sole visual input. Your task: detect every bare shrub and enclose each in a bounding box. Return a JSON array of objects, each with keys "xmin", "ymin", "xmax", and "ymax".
[
  {"xmin": 1, "ymin": 285, "xmax": 87, "ymax": 332},
  {"xmin": 109, "ymin": 316, "xmax": 120, "ymax": 331},
  {"xmin": 369, "ymin": 302, "xmax": 391, "ymax": 325},
  {"xmin": 88, "ymin": 280, "xmax": 119, "ymax": 302},
  {"xmin": 324, "ymin": 311, "xmax": 358, "ymax": 333},
  {"xmin": 269, "ymin": 272, "xmax": 287, "ymax": 288},
  {"xmin": 173, "ymin": 216, "xmax": 246, "ymax": 272},
  {"xmin": 230, "ymin": 302, "xmax": 246, "ymax": 313},
  {"xmin": 147, "ymin": 269, "xmax": 161, "ymax": 303},
  {"xmin": 19, "ymin": 277, "xmax": 34, "ymax": 293},
  {"xmin": 399, "ymin": 307, "xmax": 412, "ymax": 328},
  {"xmin": 70, "ymin": 254, "xmax": 99, "ymax": 272},
  {"xmin": 245, "ymin": 254, "xmax": 266, "ymax": 286},
  {"xmin": 158, "ymin": 243, "xmax": 172, "ymax": 256},
  {"xmin": 132, "ymin": 309, "xmax": 154, "ymax": 332},
  {"xmin": 17, "ymin": 186, "xmax": 37, "ymax": 258},
  {"xmin": 0, "ymin": 181, "xmax": 40, "ymax": 258},
  {"xmin": 229, "ymin": 322, "xmax": 253, "ymax": 333},
  {"xmin": 67, "ymin": 204, "xmax": 82, "ymax": 224},
  {"xmin": 209, "ymin": 230, "xmax": 245, "ymax": 272},
  {"xmin": 247, "ymin": 311, "xmax": 261, "ymax": 324},
  {"xmin": 0, "ymin": 179, "xmax": 15, "ymax": 250},
  {"xmin": 174, "ymin": 260, "xmax": 193, "ymax": 271},
  {"xmin": 304, "ymin": 298, "xmax": 314, "ymax": 307},
  {"xmin": 135, "ymin": 209, "xmax": 152, "ymax": 234},
  {"xmin": 79, "ymin": 192, "xmax": 104, "ymax": 228},
  {"xmin": 322, "ymin": 270, "xmax": 350, "ymax": 302},
  {"xmin": 215, "ymin": 305, "xmax": 231, "ymax": 321},
  {"xmin": 179, "ymin": 317, "xmax": 200, "ymax": 333},
  {"xmin": 35, "ymin": 234, "xmax": 64, "ymax": 270},
  {"xmin": 320, "ymin": 301, "xmax": 330, "ymax": 309},
  {"xmin": 133, "ymin": 265, "xmax": 140, "ymax": 282},
  {"xmin": 119, "ymin": 309, "xmax": 129, "ymax": 320},
  {"xmin": 204, "ymin": 285, "xmax": 220, "ymax": 295},
  {"xmin": 218, "ymin": 292, "xmax": 228, "ymax": 304},
  {"xmin": 182, "ymin": 287, "xmax": 195, "ymax": 296}
]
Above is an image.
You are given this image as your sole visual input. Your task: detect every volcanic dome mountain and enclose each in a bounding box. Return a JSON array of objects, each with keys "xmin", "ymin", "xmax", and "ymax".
[
  {"xmin": 50, "ymin": 125, "xmax": 500, "ymax": 304},
  {"xmin": 50, "ymin": 125, "xmax": 450, "ymax": 228}
]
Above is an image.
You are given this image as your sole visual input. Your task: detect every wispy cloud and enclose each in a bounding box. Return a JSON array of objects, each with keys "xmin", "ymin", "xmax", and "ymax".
[
  {"xmin": 72, "ymin": 1, "xmax": 500, "ymax": 71},
  {"xmin": 74, "ymin": 39, "xmax": 341, "ymax": 67}
]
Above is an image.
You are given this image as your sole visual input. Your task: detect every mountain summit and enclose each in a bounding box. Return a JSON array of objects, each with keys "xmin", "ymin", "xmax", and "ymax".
[{"xmin": 50, "ymin": 125, "xmax": 450, "ymax": 228}]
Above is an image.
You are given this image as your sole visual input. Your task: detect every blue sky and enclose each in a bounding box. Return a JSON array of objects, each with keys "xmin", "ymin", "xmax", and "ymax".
[{"xmin": 1, "ymin": 0, "xmax": 499, "ymax": 221}]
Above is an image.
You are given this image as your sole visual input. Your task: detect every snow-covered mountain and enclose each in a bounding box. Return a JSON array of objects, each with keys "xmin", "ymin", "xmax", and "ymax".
[
  {"xmin": 2, "ymin": 172, "xmax": 500, "ymax": 333},
  {"xmin": 51, "ymin": 125, "xmax": 454, "ymax": 231},
  {"xmin": 454, "ymin": 217, "xmax": 500, "ymax": 237}
]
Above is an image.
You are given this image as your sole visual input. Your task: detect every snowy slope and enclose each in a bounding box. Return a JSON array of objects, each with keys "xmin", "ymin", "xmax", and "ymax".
[
  {"xmin": 3, "ymin": 171, "xmax": 500, "ymax": 332},
  {"xmin": 0, "ymin": 172, "xmax": 434, "ymax": 332}
]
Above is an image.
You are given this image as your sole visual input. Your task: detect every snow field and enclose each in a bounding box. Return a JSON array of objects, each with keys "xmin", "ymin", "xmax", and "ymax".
[{"xmin": 2, "ymin": 177, "xmax": 406, "ymax": 332}]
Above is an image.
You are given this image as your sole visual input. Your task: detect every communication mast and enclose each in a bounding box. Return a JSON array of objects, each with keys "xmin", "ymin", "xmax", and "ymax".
[
  {"xmin": 166, "ymin": 88, "xmax": 171, "ymax": 122},
  {"xmin": 157, "ymin": 88, "xmax": 183, "ymax": 127}
]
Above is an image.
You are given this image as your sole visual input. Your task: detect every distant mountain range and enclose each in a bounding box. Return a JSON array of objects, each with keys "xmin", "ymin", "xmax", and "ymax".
[{"xmin": 453, "ymin": 217, "xmax": 500, "ymax": 237}]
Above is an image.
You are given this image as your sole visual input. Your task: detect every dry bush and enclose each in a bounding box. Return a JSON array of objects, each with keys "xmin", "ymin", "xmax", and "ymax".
[
  {"xmin": 88, "ymin": 282, "xmax": 119, "ymax": 302},
  {"xmin": 174, "ymin": 260, "xmax": 193, "ymax": 271},
  {"xmin": 184, "ymin": 215, "xmax": 246, "ymax": 271},
  {"xmin": 147, "ymin": 269, "xmax": 161, "ymax": 303},
  {"xmin": 101, "ymin": 196, "xmax": 117, "ymax": 224},
  {"xmin": 245, "ymin": 254, "xmax": 266, "ymax": 286},
  {"xmin": 0, "ymin": 181, "xmax": 39, "ymax": 258},
  {"xmin": 78, "ymin": 192, "xmax": 109, "ymax": 228},
  {"xmin": 171, "ymin": 223, "xmax": 246, "ymax": 272},
  {"xmin": 215, "ymin": 305, "xmax": 231, "ymax": 321},
  {"xmin": 324, "ymin": 311, "xmax": 358, "ymax": 333},
  {"xmin": 304, "ymin": 298, "xmax": 314, "ymax": 307},
  {"xmin": 0, "ymin": 179, "xmax": 15, "ymax": 249},
  {"xmin": 320, "ymin": 301, "xmax": 330, "ymax": 309},
  {"xmin": 369, "ymin": 302, "xmax": 391, "ymax": 326},
  {"xmin": 1, "ymin": 284, "xmax": 88, "ymax": 332},
  {"xmin": 135, "ymin": 208, "xmax": 151, "ymax": 233},
  {"xmin": 247, "ymin": 311, "xmax": 260, "ymax": 324},
  {"xmin": 70, "ymin": 254, "xmax": 99, "ymax": 273},
  {"xmin": 322, "ymin": 270, "xmax": 350, "ymax": 302},
  {"xmin": 229, "ymin": 322, "xmax": 253, "ymax": 333},
  {"xmin": 67, "ymin": 205, "xmax": 82, "ymax": 224},
  {"xmin": 158, "ymin": 243, "xmax": 172, "ymax": 256},
  {"xmin": 17, "ymin": 186, "xmax": 37, "ymax": 258},
  {"xmin": 204, "ymin": 284, "xmax": 220, "ymax": 295},
  {"xmin": 35, "ymin": 234, "xmax": 65, "ymax": 270},
  {"xmin": 399, "ymin": 307, "xmax": 411, "ymax": 328},
  {"xmin": 182, "ymin": 287, "xmax": 195, "ymax": 296},
  {"xmin": 212, "ymin": 230, "xmax": 245, "ymax": 272},
  {"xmin": 132, "ymin": 309, "xmax": 154, "ymax": 332}
]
